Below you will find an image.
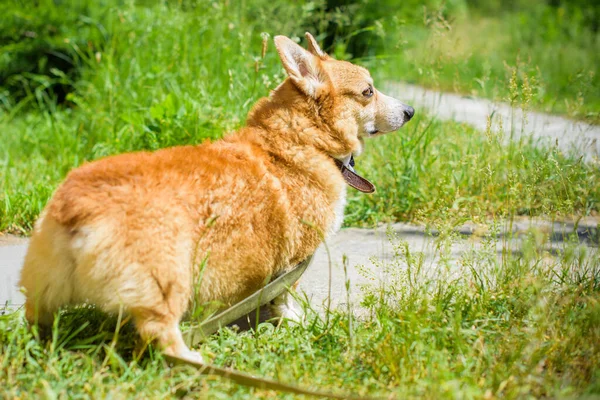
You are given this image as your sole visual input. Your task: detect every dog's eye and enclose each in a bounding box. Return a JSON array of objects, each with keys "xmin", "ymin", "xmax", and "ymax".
[{"xmin": 362, "ymin": 85, "xmax": 374, "ymax": 98}]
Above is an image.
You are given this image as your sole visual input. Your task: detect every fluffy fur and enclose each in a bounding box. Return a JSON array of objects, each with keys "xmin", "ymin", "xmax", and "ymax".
[{"xmin": 20, "ymin": 33, "xmax": 414, "ymax": 362}]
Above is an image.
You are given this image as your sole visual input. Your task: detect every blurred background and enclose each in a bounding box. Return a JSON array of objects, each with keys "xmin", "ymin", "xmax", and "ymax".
[
  {"xmin": 3, "ymin": 0, "xmax": 598, "ymax": 119},
  {"xmin": 1, "ymin": 0, "xmax": 598, "ymax": 232}
]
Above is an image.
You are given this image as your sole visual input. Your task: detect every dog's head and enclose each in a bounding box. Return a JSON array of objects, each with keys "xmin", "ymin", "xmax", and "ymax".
[{"xmin": 273, "ymin": 32, "xmax": 414, "ymax": 158}]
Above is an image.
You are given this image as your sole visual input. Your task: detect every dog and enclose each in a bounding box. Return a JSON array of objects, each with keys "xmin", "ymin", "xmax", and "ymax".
[{"xmin": 19, "ymin": 32, "xmax": 414, "ymax": 363}]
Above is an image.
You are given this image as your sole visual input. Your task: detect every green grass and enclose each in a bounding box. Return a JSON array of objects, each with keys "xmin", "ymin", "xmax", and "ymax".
[
  {"xmin": 319, "ymin": 1, "xmax": 599, "ymax": 122},
  {"xmin": 374, "ymin": 3, "xmax": 600, "ymax": 123},
  {"xmin": 2, "ymin": 224, "xmax": 599, "ymax": 398},
  {"xmin": 1, "ymin": 1, "xmax": 599, "ymax": 233},
  {"xmin": 346, "ymin": 116, "xmax": 600, "ymax": 227},
  {"xmin": 0, "ymin": 0, "xmax": 302, "ymax": 232}
]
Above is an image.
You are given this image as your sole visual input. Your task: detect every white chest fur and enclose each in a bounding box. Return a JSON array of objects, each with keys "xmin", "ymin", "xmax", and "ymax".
[{"xmin": 329, "ymin": 186, "xmax": 347, "ymax": 236}]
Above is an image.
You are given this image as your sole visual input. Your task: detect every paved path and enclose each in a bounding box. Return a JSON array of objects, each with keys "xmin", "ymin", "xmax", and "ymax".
[
  {"xmin": 299, "ymin": 218, "xmax": 597, "ymax": 312},
  {"xmin": 2, "ymin": 86, "xmax": 599, "ymax": 312},
  {"xmin": 387, "ymin": 83, "xmax": 600, "ymax": 162},
  {"xmin": 0, "ymin": 236, "xmax": 27, "ymax": 308},
  {"xmin": 2, "ymin": 218, "xmax": 597, "ymax": 312}
]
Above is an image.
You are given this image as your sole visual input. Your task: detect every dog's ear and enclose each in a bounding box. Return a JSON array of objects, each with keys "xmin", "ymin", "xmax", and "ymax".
[
  {"xmin": 274, "ymin": 35, "xmax": 329, "ymax": 98},
  {"xmin": 305, "ymin": 32, "xmax": 329, "ymax": 59}
]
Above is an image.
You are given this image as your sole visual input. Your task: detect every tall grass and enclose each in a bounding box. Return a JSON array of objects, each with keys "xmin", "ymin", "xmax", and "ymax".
[
  {"xmin": 373, "ymin": 2, "xmax": 600, "ymax": 122},
  {"xmin": 346, "ymin": 115, "xmax": 600, "ymax": 227},
  {"xmin": 2, "ymin": 1, "xmax": 598, "ymax": 233},
  {"xmin": 2, "ymin": 221, "xmax": 598, "ymax": 398},
  {"xmin": 1, "ymin": 1, "xmax": 307, "ymax": 232},
  {"xmin": 1, "ymin": 3, "xmax": 598, "ymax": 396},
  {"xmin": 320, "ymin": 0, "xmax": 599, "ymax": 122}
]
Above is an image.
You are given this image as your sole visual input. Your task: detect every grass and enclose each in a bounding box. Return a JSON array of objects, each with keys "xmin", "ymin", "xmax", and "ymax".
[
  {"xmin": 0, "ymin": 0, "xmax": 296, "ymax": 232},
  {"xmin": 345, "ymin": 115, "xmax": 599, "ymax": 227},
  {"xmin": 5, "ymin": 106, "xmax": 599, "ymax": 232},
  {"xmin": 2, "ymin": 223, "xmax": 599, "ymax": 398},
  {"xmin": 1, "ymin": 2, "xmax": 599, "ymax": 233},
  {"xmin": 1, "ymin": 1, "xmax": 599, "ymax": 398},
  {"xmin": 369, "ymin": 2, "xmax": 600, "ymax": 123}
]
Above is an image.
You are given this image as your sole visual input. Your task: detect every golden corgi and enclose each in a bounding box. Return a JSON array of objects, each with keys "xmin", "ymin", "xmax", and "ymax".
[{"xmin": 20, "ymin": 33, "xmax": 414, "ymax": 363}]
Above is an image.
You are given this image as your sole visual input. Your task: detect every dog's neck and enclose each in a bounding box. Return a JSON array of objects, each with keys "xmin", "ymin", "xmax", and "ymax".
[{"xmin": 242, "ymin": 80, "xmax": 360, "ymax": 161}]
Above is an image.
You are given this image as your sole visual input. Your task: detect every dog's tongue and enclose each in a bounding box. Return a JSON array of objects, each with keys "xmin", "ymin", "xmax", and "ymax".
[{"xmin": 334, "ymin": 155, "xmax": 375, "ymax": 194}]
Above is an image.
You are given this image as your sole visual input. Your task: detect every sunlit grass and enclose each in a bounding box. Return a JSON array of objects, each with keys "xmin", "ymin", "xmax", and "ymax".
[
  {"xmin": 1, "ymin": 3, "xmax": 598, "ymax": 397},
  {"xmin": 377, "ymin": 6, "xmax": 600, "ymax": 123},
  {"xmin": 1, "ymin": 2, "xmax": 598, "ymax": 233},
  {"xmin": 347, "ymin": 114, "xmax": 600, "ymax": 227},
  {"xmin": 2, "ymin": 223, "xmax": 598, "ymax": 398}
]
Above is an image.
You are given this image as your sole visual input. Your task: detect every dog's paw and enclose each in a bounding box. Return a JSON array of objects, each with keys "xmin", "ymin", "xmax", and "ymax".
[
  {"xmin": 280, "ymin": 302, "xmax": 305, "ymax": 323},
  {"xmin": 177, "ymin": 349, "xmax": 205, "ymax": 364},
  {"xmin": 270, "ymin": 294, "xmax": 305, "ymax": 324}
]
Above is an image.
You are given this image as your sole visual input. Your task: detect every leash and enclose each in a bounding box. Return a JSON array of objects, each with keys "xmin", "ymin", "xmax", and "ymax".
[
  {"xmin": 164, "ymin": 354, "xmax": 379, "ymax": 399},
  {"xmin": 164, "ymin": 255, "xmax": 385, "ymax": 399},
  {"xmin": 166, "ymin": 163, "xmax": 382, "ymax": 398},
  {"xmin": 183, "ymin": 255, "xmax": 313, "ymax": 347}
]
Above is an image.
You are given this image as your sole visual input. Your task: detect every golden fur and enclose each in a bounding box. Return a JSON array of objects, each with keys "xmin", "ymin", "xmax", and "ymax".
[{"xmin": 20, "ymin": 33, "xmax": 413, "ymax": 362}]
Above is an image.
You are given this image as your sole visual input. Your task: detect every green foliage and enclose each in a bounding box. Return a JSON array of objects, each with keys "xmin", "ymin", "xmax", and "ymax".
[
  {"xmin": 346, "ymin": 114, "xmax": 600, "ymax": 227},
  {"xmin": 467, "ymin": 0, "xmax": 599, "ymax": 33},
  {"xmin": 0, "ymin": 0, "xmax": 109, "ymax": 106},
  {"xmin": 1, "ymin": 2, "xmax": 597, "ymax": 397},
  {"xmin": 318, "ymin": 0, "xmax": 468, "ymax": 61},
  {"xmin": 372, "ymin": 1, "xmax": 600, "ymax": 122},
  {"xmin": 315, "ymin": 0, "xmax": 598, "ymax": 121},
  {"xmin": 0, "ymin": 0, "xmax": 319, "ymax": 232},
  {"xmin": 1, "ymin": 0, "xmax": 599, "ymax": 233}
]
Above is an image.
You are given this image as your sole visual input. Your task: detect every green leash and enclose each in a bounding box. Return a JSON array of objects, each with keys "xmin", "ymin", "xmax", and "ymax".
[{"xmin": 165, "ymin": 255, "xmax": 386, "ymax": 399}]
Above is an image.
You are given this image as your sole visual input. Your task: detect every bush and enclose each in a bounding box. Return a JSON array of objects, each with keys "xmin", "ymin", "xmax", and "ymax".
[{"xmin": 0, "ymin": 1, "xmax": 110, "ymax": 107}]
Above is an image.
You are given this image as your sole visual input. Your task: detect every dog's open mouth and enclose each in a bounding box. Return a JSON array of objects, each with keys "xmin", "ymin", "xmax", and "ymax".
[{"xmin": 334, "ymin": 155, "xmax": 375, "ymax": 193}]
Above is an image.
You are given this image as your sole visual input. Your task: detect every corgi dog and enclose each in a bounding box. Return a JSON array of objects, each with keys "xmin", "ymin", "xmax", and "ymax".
[{"xmin": 20, "ymin": 33, "xmax": 414, "ymax": 363}]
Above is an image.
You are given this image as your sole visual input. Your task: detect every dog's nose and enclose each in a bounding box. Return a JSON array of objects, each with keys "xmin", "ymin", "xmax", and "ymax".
[{"xmin": 404, "ymin": 106, "xmax": 415, "ymax": 121}]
